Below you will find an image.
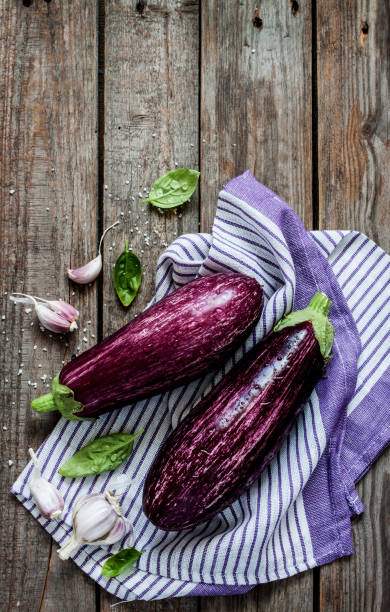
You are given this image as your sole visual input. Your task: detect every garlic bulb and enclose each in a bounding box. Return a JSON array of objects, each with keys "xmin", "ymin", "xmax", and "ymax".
[
  {"xmin": 57, "ymin": 491, "xmax": 132, "ymax": 560},
  {"xmin": 28, "ymin": 448, "xmax": 64, "ymax": 520},
  {"xmin": 67, "ymin": 221, "xmax": 119, "ymax": 284},
  {"xmin": 10, "ymin": 294, "xmax": 79, "ymax": 333}
]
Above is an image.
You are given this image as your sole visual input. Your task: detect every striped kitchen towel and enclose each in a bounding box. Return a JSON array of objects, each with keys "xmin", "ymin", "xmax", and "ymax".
[{"xmin": 12, "ymin": 171, "xmax": 390, "ymax": 601}]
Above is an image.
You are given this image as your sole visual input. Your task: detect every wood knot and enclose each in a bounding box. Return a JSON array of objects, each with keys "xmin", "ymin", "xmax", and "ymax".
[
  {"xmin": 360, "ymin": 21, "xmax": 369, "ymax": 47},
  {"xmin": 290, "ymin": 1, "xmax": 299, "ymax": 16},
  {"xmin": 252, "ymin": 8, "xmax": 263, "ymax": 30},
  {"xmin": 136, "ymin": 1, "xmax": 147, "ymax": 17}
]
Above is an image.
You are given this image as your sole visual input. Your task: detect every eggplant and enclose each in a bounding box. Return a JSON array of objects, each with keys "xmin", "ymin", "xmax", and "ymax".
[
  {"xmin": 31, "ymin": 273, "xmax": 263, "ymax": 420},
  {"xmin": 143, "ymin": 292, "xmax": 334, "ymax": 531}
]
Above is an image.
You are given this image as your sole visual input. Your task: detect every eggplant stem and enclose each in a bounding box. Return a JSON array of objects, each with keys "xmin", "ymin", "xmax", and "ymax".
[{"xmin": 31, "ymin": 392, "xmax": 57, "ymax": 413}]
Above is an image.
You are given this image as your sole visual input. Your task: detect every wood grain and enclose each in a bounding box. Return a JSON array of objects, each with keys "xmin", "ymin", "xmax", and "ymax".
[
  {"xmin": 100, "ymin": 0, "xmax": 199, "ymax": 608},
  {"xmin": 199, "ymin": 1, "xmax": 314, "ymax": 610},
  {"xmin": 200, "ymin": 0, "xmax": 313, "ymax": 231},
  {"xmin": 0, "ymin": 0, "xmax": 98, "ymax": 609},
  {"xmin": 317, "ymin": 0, "xmax": 390, "ymax": 610}
]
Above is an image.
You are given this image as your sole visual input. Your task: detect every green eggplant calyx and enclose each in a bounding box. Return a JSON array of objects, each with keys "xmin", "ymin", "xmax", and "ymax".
[
  {"xmin": 274, "ymin": 291, "xmax": 334, "ymax": 361},
  {"xmin": 31, "ymin": 374, "xmax": 94, "ymax": 422}
]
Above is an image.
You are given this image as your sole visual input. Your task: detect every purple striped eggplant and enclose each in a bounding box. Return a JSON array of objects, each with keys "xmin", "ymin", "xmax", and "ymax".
[
  {"xmin": 143, "ymin": 292, "xmax": 334, "ymax": 531},
  {"xmin": 31, "ymin": 273, "xmax": 263, "ymax": 420}
]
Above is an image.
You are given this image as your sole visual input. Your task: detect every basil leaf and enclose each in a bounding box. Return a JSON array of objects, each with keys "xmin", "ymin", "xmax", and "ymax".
[
  {"xmin": 101, "ymin": 548, "xmax": 145, "ymax": 578},
  {"xmin": 142, "ymin": 168, "xmax": 200, "ymax": 209},
  {"xmin": 114, "ymin": 240, "xmax": 142, "ymax": 307},
  {"xmin": 58, "ymin": 431, "xmax": 143, "ymax": 478}
]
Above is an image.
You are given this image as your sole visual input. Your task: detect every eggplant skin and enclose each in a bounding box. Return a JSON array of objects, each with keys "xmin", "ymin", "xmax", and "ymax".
[
  {"xmin": 143, "ymin": 321, "xmax": 323, "ymax": 531},
  {"xmin": 60, "ymin": 273, "xmax": 263, "ymax": 417}
]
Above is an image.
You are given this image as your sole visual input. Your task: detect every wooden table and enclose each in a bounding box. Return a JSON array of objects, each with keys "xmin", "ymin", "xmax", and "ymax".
[{"xmin": 1, "ymin": 1, "xmax": 389, "ymax": 610}]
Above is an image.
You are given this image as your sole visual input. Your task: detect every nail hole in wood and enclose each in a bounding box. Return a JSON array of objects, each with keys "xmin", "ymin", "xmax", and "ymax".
[
  {"xmin": 360, "ymin": 21, "xmax": 369, "ymax": 47},
  {"xmin": 290, "ymin": 1, "xmax": 299, "ymax": 16},
  {"xmin": 252, "ymin": 8, "xmax": 263, "ymax": 30},
  {"xmin": 136, "ymin": 1, "xmax": 147, "ymax": 16},
  {"xmin": 22, "ymin": 0, "xmax": 33, "ymax": 6}
]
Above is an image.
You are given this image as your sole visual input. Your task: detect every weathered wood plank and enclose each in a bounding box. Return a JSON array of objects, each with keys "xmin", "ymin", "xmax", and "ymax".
[
  {"xmin": 317, "ymin": 0, "xmax": 390, "ymax": 610},
  {"xmin": 200, "ymin": 0, "xmax": 313, "ymax": 230},
  {"xmin": 100, "ymin": 0, "xmax": 199, "ymax": 608},
  {"xmin": 199, "ymin": 1, "xmax": 314, "ymax": 610},
  {"xmin": 0, "ymin": 0, "xmax": 98, "ymax": 609}
]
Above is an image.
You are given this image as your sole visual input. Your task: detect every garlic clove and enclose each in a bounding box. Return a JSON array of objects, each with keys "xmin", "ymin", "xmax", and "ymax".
[
  {"xmin": 57, "ymin": 490, "xmax": 130, "ymax": 560},
  {"xmin": 67, "ymin": 254, "xmax": 102, "ymax": 284},
  {"xmin": 10, "ymin": 294, "xmax": 79, "ymax": 334},
  {"xmin": 67, "ymin": 221, "xmax": 119, "ymax": 285},
  {"xmin": 35, "ymin": 304, "xmax": 77, "ymax": 333},
  {"xmin": 28, "ymin": 448, "xmax": 64, "ymax": 520}
]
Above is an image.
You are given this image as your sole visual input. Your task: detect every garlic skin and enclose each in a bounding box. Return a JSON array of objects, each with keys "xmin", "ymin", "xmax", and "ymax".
[
  {"xmin": 28, "ymin": 448, "xmax": 64, "ymax": 520},
  {"xmin": 10, "ymin": 294, "xmax": 79, "ymax": 333},
  {"xmin": 57, "ymin": 490, "xmax": 132, "ymax": 560},
  {"xmin": 67, "ymin": 221, "xmax": 119, "ymax": 284}
]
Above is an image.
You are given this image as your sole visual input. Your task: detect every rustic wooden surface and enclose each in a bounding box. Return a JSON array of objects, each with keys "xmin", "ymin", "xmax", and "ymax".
[{"xmin": 0, "ymin": 1, "xmax": 388, "ymax": 611}]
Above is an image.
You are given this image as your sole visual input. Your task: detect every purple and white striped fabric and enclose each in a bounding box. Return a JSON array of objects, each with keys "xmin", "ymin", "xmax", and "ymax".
[{"xmin": 12, "ymin": 171, "xmax": 390, "ymax": 602}]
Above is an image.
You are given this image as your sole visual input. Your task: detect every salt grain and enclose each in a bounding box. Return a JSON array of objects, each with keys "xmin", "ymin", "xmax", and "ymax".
[
  {"xmin": 2, "ymin": 426, "xmax": 7, "ymax": 431},
  {"xmin": 24, "ymin": 308, "xmax": 32, "ymax": 314},
  {"xmin": 8, "ymin": 460, "xmax": 13, "ymax": 467},
  {"xmin": 9, "ymin": 189, "xmax": 15, "ymax": 195}
]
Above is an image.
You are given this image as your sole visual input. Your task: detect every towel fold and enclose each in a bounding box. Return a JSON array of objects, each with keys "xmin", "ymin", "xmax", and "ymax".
[{"xmin": 12, "ymin": 171, "xmax": 390, "ymax": 602}]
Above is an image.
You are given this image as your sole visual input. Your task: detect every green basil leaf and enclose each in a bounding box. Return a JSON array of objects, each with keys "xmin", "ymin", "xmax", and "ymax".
[
  {"xmin": 101, "ymin": 548, "xmax": 145, "ymax": 578},
  {"xmin": 58, "ymin": 431, "xmax": 143, "ymax": 478},
  {"xmin": 114, "ymin": 240, "xmax": 142, "ymax": 307},
  {"xmin": 142, "ymin": 168, "xmax": 200, "ymax": 209}
]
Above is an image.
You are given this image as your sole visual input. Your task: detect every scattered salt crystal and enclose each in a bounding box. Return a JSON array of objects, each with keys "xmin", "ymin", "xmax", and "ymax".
[
  {"xmin": 83, "ymin": 328, "xmax": 87, "ymax": 332},
  {"xmin": 72, "ymin": 291, "xmax": 75, "ymax": 296},
  {"xmin": 131, "ymin": 196, "xmax": 135, "ymax": 201},
  {"xmin": 251, "ymin": 49, "xmax": 255, "ymax": 53},
  {"xmin": 30, "ymin": 321, "xmax": 34, "ymax": 326},
  {"xmin": 4, "ymin": 291, "xmax": 7, "ymax": 295},
  {"xmin": 83, "ymin": 337, "xmax": 88, "ymax": 343},
  {"xmin": 1, "ymin": 315, "xmax": 4, "ymax": 320},
  {"xmin": 38, "ymin": 364, "xmax": 42, "ymax": 368},
  {"xmin": 202, "ymin": 138, "xmax": 206, "ymax": 143},
  {"xmin": 152, "ymin": 133, "xmax": 156, "ymax": 138},
  {"xmin": 104, "ymin": 185, "xmax": 108, "ymax": 190},
  {"xmin": 46, "ymin": 207, "xmax": 50, "ymax": 212},
  {"xmin": 9, "ymin": 189, "xmax": 15, "ymax": 195},
  {"xmin": 8, "ymin": 460, "xmax": 13, "ymax": 467},
  {"xmin": 108, "ymin": 193, "xmax": 112, "ymax": 198},
  {"xmin": 4, "ymin": 378, "xmax": 8, "ymax": 383},
  {"xmin": 2, "ymin": 426, "xmax": 7, "ymax": 431},
  {"xmin": 125, "ymin": 180, "xmax": 129, "ymax": 185},
  {"xmin": 120, "ymin": 212, "xmax": 124, "ymax": 216},
  {"xmin": 109, "ymin": 247, "xmax": 112, "ymax": 251},
  {"xmin": 232, "ymin": 143, "xmax": 237, "ymax": 147},
  {"xmin": 24, "ymin": 308, "xmax": 32, "ymax": 314},
  {"xmin": 175, "ymin": 162, "xmax": 178, "ymax": 167},
  {"xmin": 91, "ymin": 333, "xmax": 96, "ymax": 339},
  {"xmin": 46, "ymin": 384, "xmax": 50, "ymax": 388},
  {"xmin": 17, "ymin": 369, "xmax": 22, "ymax": 376},
  {"xmin": 42, "ymin": 348, "xmax": 47, "ymax": 352},
  {"xmin": 190, "ymin": 143, "xmax": 194, "ymax": 147},
  {"xmin": 138, "ymin": 193, "xmax": 143, "ymax": 198}
]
